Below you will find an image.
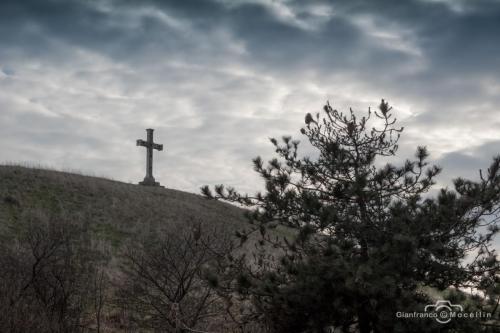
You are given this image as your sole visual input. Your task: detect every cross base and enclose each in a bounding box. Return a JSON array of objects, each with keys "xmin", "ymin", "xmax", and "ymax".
[{"xmin": 139, "ymin": 176, "xmax": 161, "ymax": 187}]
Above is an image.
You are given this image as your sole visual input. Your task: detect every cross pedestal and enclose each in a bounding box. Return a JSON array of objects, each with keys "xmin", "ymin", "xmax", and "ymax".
[{"xmin": 137, "ymin": 128, "xmax": 163, "ymax": 186}]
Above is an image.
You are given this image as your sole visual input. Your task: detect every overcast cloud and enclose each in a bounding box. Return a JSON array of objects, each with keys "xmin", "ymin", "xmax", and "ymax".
[{"xmin": 1, "ymin": 0, "xmax": 499, "ymax": 194}]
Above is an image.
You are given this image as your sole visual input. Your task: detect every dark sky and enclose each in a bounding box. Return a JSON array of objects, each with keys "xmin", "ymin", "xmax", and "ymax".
[{"xmin": 1, "ymin": 0, "xmax": 499, "ymax": 194}]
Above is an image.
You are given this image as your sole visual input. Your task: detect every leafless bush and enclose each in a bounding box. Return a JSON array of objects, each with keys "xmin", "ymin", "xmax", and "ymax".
[
  {"xmin": 0, "ymin": 209, "xmax": 108, "ymax": 332},
  {"xmin": 115, "ymin": 222, "xmax": 237, "ymax": 332}
]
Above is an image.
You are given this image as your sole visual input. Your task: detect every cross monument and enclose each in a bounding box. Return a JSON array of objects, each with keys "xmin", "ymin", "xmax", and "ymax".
[{"xmin": 137, "ymin": 128, "xmax": 163, "ymax": 186}]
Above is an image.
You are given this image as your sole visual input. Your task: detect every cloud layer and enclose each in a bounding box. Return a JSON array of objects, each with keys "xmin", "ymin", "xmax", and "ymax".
[{"xmin": 1, "ymin": 0, "xmax": 499, "ymax": 194}]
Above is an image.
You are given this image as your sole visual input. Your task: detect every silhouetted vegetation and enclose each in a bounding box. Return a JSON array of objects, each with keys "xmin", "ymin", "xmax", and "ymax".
[{"xmin": 202, "ymin": 100, "xmax": 500, "ymax": 332}]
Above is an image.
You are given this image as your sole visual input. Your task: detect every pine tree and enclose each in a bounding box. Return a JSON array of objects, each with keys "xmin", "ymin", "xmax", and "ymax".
[{"xmin": 202, "ymin": 100, "xmax": 500, "ymax": 332}]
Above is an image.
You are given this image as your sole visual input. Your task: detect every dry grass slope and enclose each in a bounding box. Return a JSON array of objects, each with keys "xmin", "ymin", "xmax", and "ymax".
[
  {"xmin": 0, "ymin": 165, "xmax": 256, "ymax": 332},
  {"xmin": 0, "ymin": 165, "xmax": 248, "ymax": 248}
]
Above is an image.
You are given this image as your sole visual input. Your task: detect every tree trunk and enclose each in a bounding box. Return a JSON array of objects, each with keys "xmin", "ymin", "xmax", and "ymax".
[{"xmin": 357, "ymin": 307, "xmax": 371, "ymax": 333}]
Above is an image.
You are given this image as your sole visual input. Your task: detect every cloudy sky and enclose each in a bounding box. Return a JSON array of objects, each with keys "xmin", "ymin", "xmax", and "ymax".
[{"xmin": 1, "ymin": 0, "xmax": 499, "ymax": 194}]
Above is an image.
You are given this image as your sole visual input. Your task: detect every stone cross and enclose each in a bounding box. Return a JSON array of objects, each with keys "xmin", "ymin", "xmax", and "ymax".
[{"xmin": 137, "ymin": 128, "xmax": 163, "ymax": 186}]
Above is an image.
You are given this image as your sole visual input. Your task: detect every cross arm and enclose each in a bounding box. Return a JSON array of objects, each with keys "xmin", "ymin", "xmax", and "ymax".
[
  {"xmin": 152, "ymin": 143, "xmax": 163, "ymax": 151},
  {"xmin": 136, "ymin": 139, "xmax": 148, "ymax": 147}
]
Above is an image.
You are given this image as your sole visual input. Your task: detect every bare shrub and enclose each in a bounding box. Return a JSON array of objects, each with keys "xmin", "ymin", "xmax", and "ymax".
[
  {"xmin": 0, "ymin": 209, "xmax": 108, "ymax": 332},
  {"xmin": 115, "ymin": 222, "xmax": 235, "ymax": 332}
]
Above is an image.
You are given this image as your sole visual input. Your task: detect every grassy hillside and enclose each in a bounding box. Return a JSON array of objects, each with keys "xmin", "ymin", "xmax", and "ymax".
[
  {"xmin": 0, "ymin": 165, "xmax": 254, "ymax": 332},
  {"xmin": 0, "ymin": 165, "xmax": 247, "ymax": 248}
]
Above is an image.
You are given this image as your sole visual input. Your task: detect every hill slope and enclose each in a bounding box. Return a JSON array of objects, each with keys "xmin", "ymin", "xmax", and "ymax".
[
  {"xmin": 0, "ymin": 165, "xmax": 247, "ymax": 247},
  {"xmin": 0, "ymin": 165, "xmax": 252, "ymax": 332}
]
